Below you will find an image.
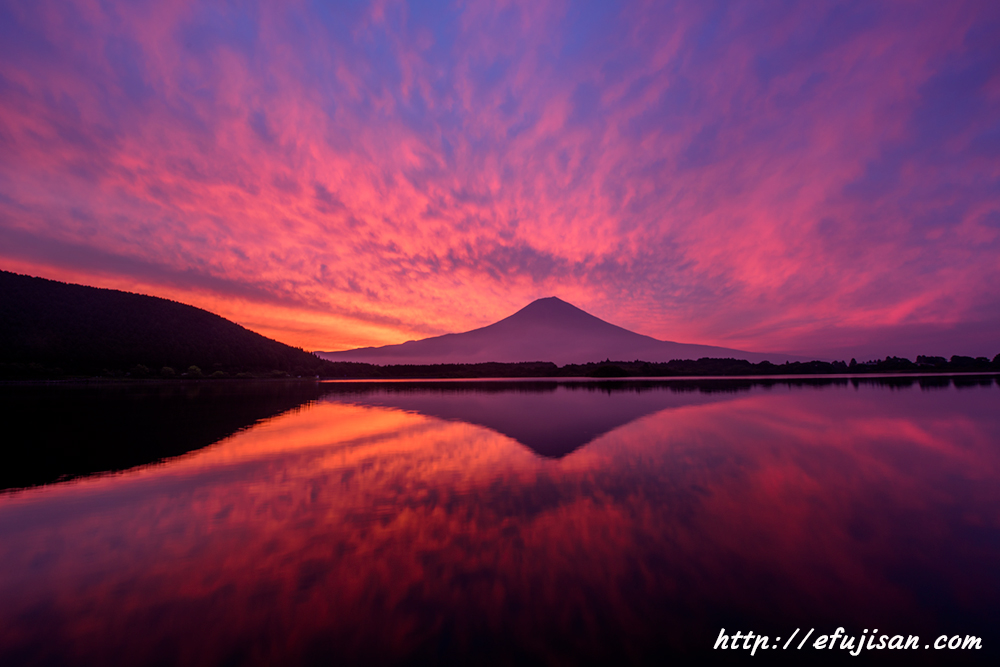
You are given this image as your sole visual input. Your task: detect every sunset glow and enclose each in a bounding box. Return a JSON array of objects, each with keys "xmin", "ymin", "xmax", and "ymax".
[
  {"xmin": 3, "ymin": 382, "xmax": 997, "ymax": 662},
  {"xmin": 1, "ymin": 1, "xmax": 998, "ymax": 357}
]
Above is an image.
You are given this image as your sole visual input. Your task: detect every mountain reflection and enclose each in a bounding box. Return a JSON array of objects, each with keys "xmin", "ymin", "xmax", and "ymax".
[
  {"xmin": 317, "ymin": 376, "xmax": 998, "ymax": 458},
  {"xmin": 318, "ymin": 380, "xmax": 744, "ymax": 457},
  {"xmin": 0, "ymin": 381, "xmax": 327, "ymax": 491},
  {"xmin": 6, "ymin": 376, "xmax": 996, "ymax": 492},
  {"xmin": 1, "ymin": 379, "xmax": 996, "ymax": 665}
]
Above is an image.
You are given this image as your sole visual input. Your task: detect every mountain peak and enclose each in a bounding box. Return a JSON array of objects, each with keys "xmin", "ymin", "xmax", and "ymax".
[
  {"xmin": 502, "ymin": 296, "xmax": 605, "ymax": 327},
  {"xmin": 521, "ymin": 296, "xmax": 573, "ymax": 309},
  {"xmin": 317, "ymin": 296, "xmax": 798, "ymax": 365}
]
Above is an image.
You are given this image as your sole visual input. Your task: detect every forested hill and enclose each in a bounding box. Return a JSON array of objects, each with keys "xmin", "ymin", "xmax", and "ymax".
[{"xmin": 0, "ymin": 270, "xmax": 335, "ymax": 378}]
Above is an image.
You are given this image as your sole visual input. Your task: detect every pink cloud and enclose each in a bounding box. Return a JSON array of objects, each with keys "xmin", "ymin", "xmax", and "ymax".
[{"xmin": 0, "ymin": 0, "xmax": 998, "ymax": 356}]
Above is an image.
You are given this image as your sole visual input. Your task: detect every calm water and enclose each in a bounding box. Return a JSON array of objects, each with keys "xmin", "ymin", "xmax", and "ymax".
[{"xmin": 0, "ymin": 377, "xmax": 997, "ymax": 665}]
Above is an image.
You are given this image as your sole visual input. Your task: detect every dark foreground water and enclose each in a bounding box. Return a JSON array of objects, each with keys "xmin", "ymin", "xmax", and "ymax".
[{"xmin": 0, "ymin": 377, "xmax": 997, "ymax": 666}]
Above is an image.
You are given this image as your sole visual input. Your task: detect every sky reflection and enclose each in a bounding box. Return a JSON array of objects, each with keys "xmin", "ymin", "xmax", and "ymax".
[{"xmin": 0, "ymin": 381, "xmax": 997, "ymax": 664}]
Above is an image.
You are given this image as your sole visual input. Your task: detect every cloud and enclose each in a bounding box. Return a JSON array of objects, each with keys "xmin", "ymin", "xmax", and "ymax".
[{"xmin": 0, "ymin": 0, "xmax": 998, "ymax": 355}]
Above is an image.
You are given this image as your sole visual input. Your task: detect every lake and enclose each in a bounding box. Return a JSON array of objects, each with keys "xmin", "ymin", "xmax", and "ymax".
[{"xmin": 0, "ymin": 377, "xmax": 997, "ymax": 665}]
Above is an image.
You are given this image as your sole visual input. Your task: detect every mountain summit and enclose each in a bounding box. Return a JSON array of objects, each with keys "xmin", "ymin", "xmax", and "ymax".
[{"xmin": 317, "ymin": 297, "xmax": 800, "ymax": 365}]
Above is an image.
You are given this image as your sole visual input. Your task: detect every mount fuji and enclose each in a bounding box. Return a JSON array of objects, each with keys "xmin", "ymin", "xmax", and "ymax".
[{"xmin": 316, "ymin": 297, "xmax": 803, "ymax": 366}]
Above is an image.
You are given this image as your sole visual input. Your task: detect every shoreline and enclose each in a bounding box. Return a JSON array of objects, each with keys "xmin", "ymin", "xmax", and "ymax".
[
  {"xmin": 3, "ymin": 371, "xmax": 998, "ymax": 387},
  {"xmin": 320, "ymin": 371, "xmax": 1000, "ymax": 383}
]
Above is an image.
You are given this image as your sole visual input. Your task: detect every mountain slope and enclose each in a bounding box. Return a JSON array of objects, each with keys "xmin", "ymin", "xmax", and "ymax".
[
  {"xmin": 0, "ymin": 270, "xmax": 330, "ymax": 377},
  {"xmin": 318, "ymin": 297, "xmax": 801, "ymax": 365}
]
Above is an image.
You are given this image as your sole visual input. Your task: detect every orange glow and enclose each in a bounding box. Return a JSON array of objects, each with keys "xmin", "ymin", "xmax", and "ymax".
[
  {"xmin": 1, "ymin": 383, "xmax": 997, "ymax": 663},
  {"xmin": 1, "ymin": 2, "xmax": 998, "ymax": 357}
]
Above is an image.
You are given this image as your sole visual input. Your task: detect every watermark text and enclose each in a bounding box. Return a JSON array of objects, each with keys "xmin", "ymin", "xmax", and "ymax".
[{"xmin": 713, "ymin": 627, "xmax": 982, "ymax": 656}]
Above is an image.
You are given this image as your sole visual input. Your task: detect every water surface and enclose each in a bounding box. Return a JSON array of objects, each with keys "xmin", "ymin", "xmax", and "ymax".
[{"xmin": 1, "ymin": 378, "xmax": 997, "ymax": 665}]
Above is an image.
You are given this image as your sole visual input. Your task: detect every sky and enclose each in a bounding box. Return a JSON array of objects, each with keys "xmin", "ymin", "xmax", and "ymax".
[{"xmin": 1, "ymin": 0, "xmax": 998, "ymax": 360}]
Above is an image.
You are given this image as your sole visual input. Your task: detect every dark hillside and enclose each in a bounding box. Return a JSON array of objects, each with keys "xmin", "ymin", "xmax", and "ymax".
[{"xmin": 0, "ymin": 270, "xmax": 331, "ymax": 378}]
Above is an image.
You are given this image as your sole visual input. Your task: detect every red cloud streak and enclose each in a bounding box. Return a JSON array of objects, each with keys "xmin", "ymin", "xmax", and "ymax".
[{"xmin": 1, "ymin": 1, "xmax": 998, "ymax": 357}]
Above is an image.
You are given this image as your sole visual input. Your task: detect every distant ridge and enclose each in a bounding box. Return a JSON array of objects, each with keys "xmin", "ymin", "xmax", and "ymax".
[
  {"xmin": 317, "ymin": 296, "xmax": 804, "ymax": 365},
  {"xmin": 0, "ymin": 270, "xmax": 331, "ymax": 378}
]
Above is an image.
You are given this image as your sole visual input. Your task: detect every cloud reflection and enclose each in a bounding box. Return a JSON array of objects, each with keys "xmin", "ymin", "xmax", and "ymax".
[{"xmin": 0, "ymin": 382, "xmax": 997, "ymax": 664}]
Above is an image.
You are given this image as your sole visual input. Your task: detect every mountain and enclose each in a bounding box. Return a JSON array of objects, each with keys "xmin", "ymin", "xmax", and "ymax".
[
  {"xmin": 317, "ymin": 296, "xmax": 803, "ymax": 365},
  {"xmin": 0, "ymin": 270, "xmax": 332, "ymax": 378}
]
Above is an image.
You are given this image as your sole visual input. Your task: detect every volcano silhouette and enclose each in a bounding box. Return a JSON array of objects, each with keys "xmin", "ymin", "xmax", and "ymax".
[{"xmin": 317, "ymin": 297, "xmax": 800, "ymax": 365}]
